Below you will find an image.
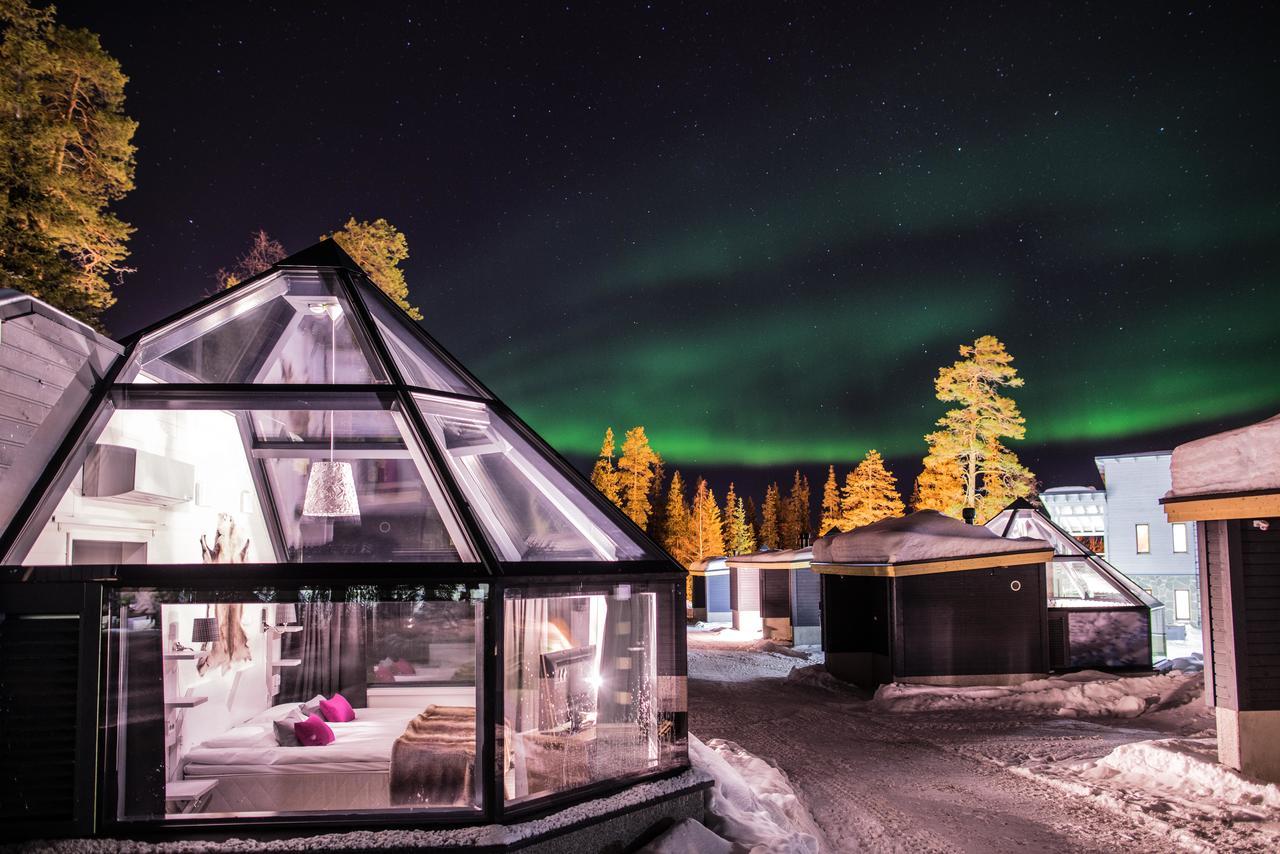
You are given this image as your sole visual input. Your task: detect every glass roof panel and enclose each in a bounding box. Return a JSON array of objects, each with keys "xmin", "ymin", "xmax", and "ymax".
[
  {"xmin": 354, "ymin": 276, "xmax": 487, "ymax": 396},
  {"xmin": 1048, "ymin": 559, "xmax": 1133, "ymax": 608},
  {"xmin": 414, "ymin": 394, "xmax": 653, "ymax": 561},
  {"xmin": 15, "ymin": 403, "xmax": 475, "ymax": 565},
  {"xmin": 126, "ymin": 270, "xmax": 386, "ymax": 384}
]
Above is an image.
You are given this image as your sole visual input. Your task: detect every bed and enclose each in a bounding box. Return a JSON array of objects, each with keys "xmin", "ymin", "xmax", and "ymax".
[{"xmin": 179, "ymin": 703, "xmax": 478, "ymax": 814}]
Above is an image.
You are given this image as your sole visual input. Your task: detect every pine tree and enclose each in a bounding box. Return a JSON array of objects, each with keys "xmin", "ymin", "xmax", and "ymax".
[
  {"xmin": 691, "ymin": 478, "xmax": 725, "ymax": 561},
  {"xmin": 760, "ymin": 483, "xmax": 781, "ymax": 550},
  {"xmin": 796, "ymin": 472, "xmax": 812, "ymax": 543},
  {"xmin": 0, "ymin": 0, "xmax": 137, "ymax": 327},
  {"xmin": 323, "ymin": 217, "xmax": 420, "ymax": 319},
  {"xmin": 744, "ymin": 496, "xmax": 760, "ymax": 545},
  {"xmin": 661, "ymin": 471, "xmax": 695, "ymax": 566},
  {"xmin": 730, "ymin": 496, "xmax": 756, "ymax": 555},
  {"xmin": 721, "ymin": 482, "xmax": 739, "ymax": 554},
  {"xmin": 617, "ymin": 426, "xmax": 660, "ymax": 528},
  {"xmin": 840, "ymin": 449, "xmax": 905, "ymax": 531},
  {"xmin": 646, "ymin": 457, "xmax": 667, "ymax": 541},
  {"xmin": 912, "ymin": 456, "xmax": 965, "ymax": 518},
  {"xmin": 779, "ymin": 470, "xmax": 809, "ymax": 548},
  {"xmin": 924, "ymin": 335, "xmax": 1037, "ymax": 523},
  {"xmin": 589, "ymin": 427, "xmax": 621, "ymax": 508},
  {"xmin": 819, "ymin": 465, "xmax": 841, "ymax": 535},
  {"xmin": 217, "ymin": 229, "xmax": 286, "ymax": 289}
]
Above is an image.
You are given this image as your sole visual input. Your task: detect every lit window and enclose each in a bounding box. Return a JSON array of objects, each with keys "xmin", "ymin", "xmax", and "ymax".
[
  {"xmin": 1172, "ymin": 522, "xmax": 1188, "ymax": 553},
  {"xmin": 1135, "ymin": 523, "xmax": 1150, "ymax": 554},
  {"xmin": 1174, "ymin": 589, "xmax": 1192, "ymax": 622}
]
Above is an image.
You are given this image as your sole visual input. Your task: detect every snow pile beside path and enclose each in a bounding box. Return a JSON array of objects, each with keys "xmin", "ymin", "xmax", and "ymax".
[
  {"xmin": 748, "ymin": 639, "xmax": 811, "ymax": 659},
  {"xmin": 784, "ymin": 663, "xmax": 848, "ymax": 692},
  {"xmin": 637, "ymin": 817, "xmax": 734, "ymax": 854},
  {"xmin": 690, "ymin": 734, "xmax": 826, "ymax": 854},
  {"xmin": 873, "ymin": 667, "xmax": 1203, "ymax": 719},
  {"xmin": 1074, "ymin": 738, "xmax": 1280, "ymax": 822}
]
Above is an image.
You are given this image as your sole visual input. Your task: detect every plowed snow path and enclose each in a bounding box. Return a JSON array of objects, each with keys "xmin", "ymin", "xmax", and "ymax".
[{"xmin": 690, "ymin": 676, "xmax": 1179, "ymax": 853}]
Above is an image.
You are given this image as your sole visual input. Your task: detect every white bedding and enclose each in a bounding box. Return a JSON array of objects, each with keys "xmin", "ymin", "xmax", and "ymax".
[{"xmin": 183, "ymin": 706, "xmax": 419, "ymax": 777}]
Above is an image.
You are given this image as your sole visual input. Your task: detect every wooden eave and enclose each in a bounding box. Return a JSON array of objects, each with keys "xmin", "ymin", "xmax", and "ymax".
[
  {"xmin": 811, "ymin": 548, "xmax": 1055, "ymax": 578},
  {"xmin": 1159, "ymin": 489, "xmax": 1280, "ymax": 523}
]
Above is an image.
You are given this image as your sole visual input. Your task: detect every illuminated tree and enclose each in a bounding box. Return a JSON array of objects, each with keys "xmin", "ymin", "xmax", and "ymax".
[
  {"xmin": 760, "ymin": 483, "xmax": 781, "ymax": 550},
  {"xmin": 839, "ymin": 449, "xmax": 905, "ymax": 531},
  {"xmin": 216, "ymin": 229, "xmax": 286, "ymax": 289},
  {"xmin": 323, "ymin": 217, "xmax": 420, "ymax": 319},
  {"xmin": 819, "ymin": 465, "xmax": 841, "ymax": 535},
  {"xmin": 779, "ymin": 471, "xmax": 810, "ymax": 548},
  {"xmin": 691, "ymin": 478, "xmax": 725, "ymax": 561},
  {"xmin": 0, "ymin": 0, "xmax": 137, "ymax": 327},
  {"xmin": 617, "ymin": 426, "xmax": 660, "ymax": 528},
  {"xmin": 645, "ymin": 457, "xmax": 667, "ymax": 540},
  {"xmin": 911, "ymin": 456, "xmax": 965, "ymax": 518},
  {"xmin": 662, "ymin": 470, "xmax": 695, "ymax": 566},
  {"xmin": 924, "ymin": 335, "xmax": 1037, "ymax": 523},
  {"xmin": 744, "ymin": 496, "xmax": 760, "ymax": 544},
  {"xmin": 722, "ymin": 483, "xmax": 755, "ymax": 556},
  {"xmin": 589, "ymin": 427, "xmax": 622, "ymax": 508}
]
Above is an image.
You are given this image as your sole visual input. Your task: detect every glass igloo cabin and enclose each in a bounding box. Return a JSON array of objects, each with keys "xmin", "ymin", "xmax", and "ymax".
[{"xmin": 0, "ymin": 241, "xmax": 688, "ymax": 837}]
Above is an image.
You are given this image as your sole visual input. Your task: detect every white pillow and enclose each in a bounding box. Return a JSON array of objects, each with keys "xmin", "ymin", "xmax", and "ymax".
[{"xmin": 246, "ymin": 701, "xmax": 307, "ymax": 725}]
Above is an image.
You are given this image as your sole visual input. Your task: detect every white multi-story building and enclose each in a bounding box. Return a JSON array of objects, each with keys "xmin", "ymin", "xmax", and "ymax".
[{"xmin": 1041, "ymin": 451, "xmax": 1200, "ymax": 631}]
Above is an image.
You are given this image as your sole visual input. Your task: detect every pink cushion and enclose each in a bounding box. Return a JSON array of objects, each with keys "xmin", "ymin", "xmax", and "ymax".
[
  {"xmin": 393, "ymin": 658, "xmax": 415, "ymax": 675},
  {"xmin": 318, "ymin": 693, "xmax": 355, "ymax": 723},
  {"xmin": 293, "ymin": 713, "xmax": 334, "ymax": 747},
  {"xmin": 373, "ymin": 664, "xmax": 395, "ymax": 682}
]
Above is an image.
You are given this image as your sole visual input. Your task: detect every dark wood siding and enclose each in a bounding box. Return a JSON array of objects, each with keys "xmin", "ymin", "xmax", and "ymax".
[
  {"xmin": 1239, "ymin": 517, "xmax": 1280, "ymax": 710},
  {"xmin": 896, "ymin": 565, "xmax": 1047, "ymax": 679},
  {"xmin": 790, "ymin": 568, "xmax": 821, "ymax": 628},
  {"xmin": 690, "ymin": 575, "xmax": 707, "ymax": 609},
  {"xmin": 760, "ymin": 569, "xmax": 790, "ymax": 619}
]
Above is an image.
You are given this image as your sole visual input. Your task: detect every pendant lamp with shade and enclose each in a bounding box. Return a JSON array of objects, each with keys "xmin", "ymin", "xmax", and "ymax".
[{"xmin": 303, "ymin": 302, "xmax": 361, "ymax": 518}]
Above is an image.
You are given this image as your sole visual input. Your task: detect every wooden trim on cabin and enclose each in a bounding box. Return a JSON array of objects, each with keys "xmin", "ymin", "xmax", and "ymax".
[
  {"xmin": 811, "ymin": 548, "xmax": 1054, "ymax": 578},
  {"xmin": 1197, "ymin": 520, "xmax": 1215, "ymax": 707},
  {"xmin": 1160, "ymin": 490, "xmax": 1280, "ymax": 522}
]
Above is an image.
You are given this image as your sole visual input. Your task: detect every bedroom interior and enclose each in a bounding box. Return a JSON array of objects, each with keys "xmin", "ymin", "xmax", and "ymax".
[{"xmin": 0, "ymin": 242, "xmax": 690, "ymax": 839}]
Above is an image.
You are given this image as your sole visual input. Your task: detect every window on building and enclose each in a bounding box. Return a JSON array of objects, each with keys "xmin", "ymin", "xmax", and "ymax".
[
  {"xmin": 1172, "ymin": 522, "xmax": 1188, "ymax": 553},
  {"xmin": 1135, "ymin": 523, "xmax": 1150, "ymax": 554},
  {"xmin": 1174, "ymin": 588, "xmax": 1192, "ymax": 622}
]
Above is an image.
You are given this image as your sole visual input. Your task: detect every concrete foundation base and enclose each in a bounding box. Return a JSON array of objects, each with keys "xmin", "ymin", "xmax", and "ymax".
[
  {"xmin": 706, "ymin": 610, "xmax": 732, "ymax": 624},
  {"xmin": 898, "ymin": 672, "xmax": 1046, "ymax": 688},
  {"xmin": 1216, "ymin": 707, "xmax": 1280, "ymax": 783},
  {"xmin": 792, "ymin": 625, "xmax": 821, "ymax": 647},
  {"xmin": 762, "ymin": 617, "xmax": 792, "ymax": 642},
  {"xmin": 688, "ymin": 607, "xmax": 707, "ymax": 621}
]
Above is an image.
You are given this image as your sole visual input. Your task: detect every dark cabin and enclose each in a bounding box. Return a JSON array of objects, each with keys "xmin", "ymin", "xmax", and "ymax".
[
  {"xmin": 812, "ymin": 511, "xmax": 1053, "ymax": 690},
  {"xmin": 1160, "ymin": 412, "xmax": 1280, "ymax": 782},
  {"xmin": 725, "ymin": 548, "xmax": 821, "ymax": 646}
]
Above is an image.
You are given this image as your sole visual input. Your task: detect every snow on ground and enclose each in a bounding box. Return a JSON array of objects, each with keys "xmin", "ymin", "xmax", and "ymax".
[
  {"xmin": 687, "ymin": 623, "xmax": 821, "ymax": 682},
  {"xmin": 688, "ymin": 626, "xmax": 1278, "ymax": 853},
  {"xmin": 1167, "ymin": 623, "xmax": 1204, "ymax": 661}
]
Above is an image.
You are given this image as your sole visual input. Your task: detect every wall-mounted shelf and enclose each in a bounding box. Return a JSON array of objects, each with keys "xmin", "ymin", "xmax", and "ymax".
[
  {"xmin": 273, "ymin": 658, "xmax": 302, "ymax": 667},
  {"xmin": 267, "ymin": 625, "xmax": 304, "ymax": 634},
  {"xmin": 163, "ymin": 651, "xmax": 199, "ymax": 661},
  {"xmin": 163, "ymin": 695, "xmax": 207, "ymax": 708}
]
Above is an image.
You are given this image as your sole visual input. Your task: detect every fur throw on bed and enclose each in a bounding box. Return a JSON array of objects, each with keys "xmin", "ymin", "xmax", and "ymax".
[{"xmin": 389, "ymin": 705, "xmax": 476, "ymax": 807}]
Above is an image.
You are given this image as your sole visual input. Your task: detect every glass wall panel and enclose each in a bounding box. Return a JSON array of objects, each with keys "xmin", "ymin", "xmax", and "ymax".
[
  {"xmin": 109, "ymin": 585, "xmax": 484, "ymax": 821},
  {"xmin": 19, "ymin": 404, "xmax": 474, "ymax": 564},
  {"xmin": 1047, "ymin": 559, "xmax": 1131, "ymax": 607},
  {"xmin": 503, "ymin": 582, "xmax": 687, "ymax": 806},
  {"xmin": 415, "ymin": 394, "xmax": 653, "ymax": 561},
  {"xmin": 127, "ymin": 271, "xmax": 385, "ymax": 385}
]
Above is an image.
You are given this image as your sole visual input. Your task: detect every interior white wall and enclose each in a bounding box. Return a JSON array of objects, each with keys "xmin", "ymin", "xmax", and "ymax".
[{"xmin": 25, "ymin": 408, "xmax": 274, "ymax": 564}]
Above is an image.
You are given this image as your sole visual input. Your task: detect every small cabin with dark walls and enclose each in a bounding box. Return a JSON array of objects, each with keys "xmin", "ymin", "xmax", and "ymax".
[
  {"xmin": 986, "ymin": 500, "xmax": 1165, "ymax": 671},
  {"xmin": 725, "ymin": 547, "xmax": 821, "ymax": 645},
  {"xmin": 688, "ymin": 556, "xmax": 731, "ymax": 623},
  {"xmin": 812, "ymin": 511, "xmax": 1053, "ymax": 690},
  {"xmin": 0, "ymin": 242, "xmax": 696, "ymax": 843},
  {"xmin": 1160, "ymin": 412, "xmax": 1280, "ymax": 782}
]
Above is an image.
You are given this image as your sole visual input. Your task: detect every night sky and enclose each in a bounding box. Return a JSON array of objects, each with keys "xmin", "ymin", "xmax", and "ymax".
[{"xmin": 58, "ymin": 2, "xmax": 1279, "ymax": 496}]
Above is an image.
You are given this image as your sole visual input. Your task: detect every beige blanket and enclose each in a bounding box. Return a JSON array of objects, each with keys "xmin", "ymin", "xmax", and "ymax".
[{"xmin": 389, "ymin": 705, "xmax": 476, "ymax": 807}]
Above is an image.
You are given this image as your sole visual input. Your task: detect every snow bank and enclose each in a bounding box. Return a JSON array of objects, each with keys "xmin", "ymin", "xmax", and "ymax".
[
  {"xmin": 729, "ymin": 547, "xmax": 813, "ymax": 566},
  {"xmin": 872, "ymin": 665, "xmax": 1203, "ymax": 719},
  {"xmin": 1168, "ymin": 412, "xmax": 1280, "ymax": 497},
  {"xmin": 690, "ymin": 734, "xmax": 826, "ymax": 854},
  {"xmin": 748, "ymin": 639, "xmax": 811, "ymax": 659},
  {"xmin": 784, "ymin": 663, "xmax": 848, "ymax": 692},
  {"xmin": 812, "ymin": 510, "xmax": 1049, "ymax": 565},
  {"xmin": 636, "ymin": 817, "xmax": 734, "ymax": 854},
  {"xmin": 1074, "ymin": 738, "xmax": 1280, "ymax": 821}
]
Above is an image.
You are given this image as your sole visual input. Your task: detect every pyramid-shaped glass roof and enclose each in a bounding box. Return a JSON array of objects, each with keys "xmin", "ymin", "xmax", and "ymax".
[
  {"xmin": 0, "ymin": 241, "xmax": 659, "ymax": 570},
  {"xmin": 986, "ymin": 501, "xmax": 1161, "ymax": 610}
]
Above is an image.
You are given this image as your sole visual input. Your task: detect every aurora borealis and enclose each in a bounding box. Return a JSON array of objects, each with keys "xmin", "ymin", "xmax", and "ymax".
[{"xmin": 70, "ymin": 2, "xmax": 1278, "ymax": 486}]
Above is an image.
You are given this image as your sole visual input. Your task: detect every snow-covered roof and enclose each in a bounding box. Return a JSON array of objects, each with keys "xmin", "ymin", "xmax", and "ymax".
[
  {"xmin": 812, "ymin": 510, "xmax": 1051, "ymax": 570},
  {"xmin": 725, "ymin": 546, "xmax": 812, "ymax": 568},
  {"xmin": 689, "ymin": 556, "xmax": 729, "ymax": 574},
  {"xmin": 1167, "ymin": 413, "xmax": 1280, "ymax": 498}
]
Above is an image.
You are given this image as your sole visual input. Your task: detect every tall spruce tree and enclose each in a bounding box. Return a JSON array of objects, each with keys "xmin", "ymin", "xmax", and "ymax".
[
  {"xmin": 617, "ymin": 426, "xmax": 660, "ymax": 528},
  {"xmin": 721, "ymin": 482, "xmax": 739, "ymax": 554},
  {"xmin": 645, "ymin": 457, "xmax": 667, "ymax": 541},
  {"xmin": 691, "ymin": 478, "xmax": 725, "ymax": 561},
  {"xmin": 323, "ymin": 217, "xmax": 421, "ymax": 319},
  {"xmin": 0, "ymin": 0, "xmax": 137, "ymax": 327},
  {"xmin": 819, "ymin": 465, "xmax": 841, "ymax": 535},
  {"xmin": 839, "ymin": 449, "xmax": 905, "ymax": 531},
  {"xmin": 730, "ymin": 496, "xmax": 755, "ymax": 555},
  {"xmin": 744, "ymin": 496, "xmax": 760, "ymax": 545},
  {"xmin": 779, "ymin": 470, "xmax": 809, "ymax": 548},
  {"xmin": 760, "ymin": 483, "xmax": 781, "ymax": 550},
  {"xmin": 661, "ymin": 470, "xmax": 694, "ymax": 566},
  {"xmin": 924, "ymin": 335, "xmax": 1036, "ymax": 523},
  {"xmin": 589, "ymin": 427, "xmax": 621, "ymax": 508},
  {"xmin": 911, "ymin": 456, "xmax": 965, "ymax": 517}
]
